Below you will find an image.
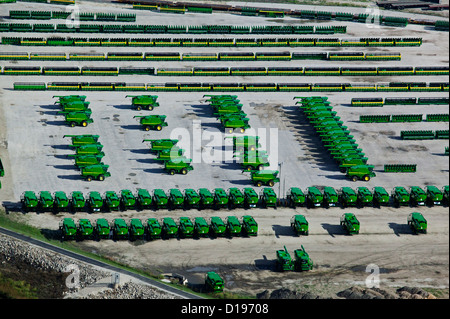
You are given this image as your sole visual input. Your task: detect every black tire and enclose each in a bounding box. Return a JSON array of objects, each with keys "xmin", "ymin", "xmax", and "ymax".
[
  {"xmin": 268, "ymin": 180, "xmax": 275, "ymax": 187},
  {"xmin": 181, "ymin": 168, "xmax": 188, "ymax": 175},
  {"xmin": 351, "ymin": 175, "xmax": 358, "ymax": 182},
  {"xmin": 169, "ymin": 169, "xmax": 176, "ymax": 175},
  {"xmin": 98, "ymin": 174, "xmax": 105, "ymax": 181}
]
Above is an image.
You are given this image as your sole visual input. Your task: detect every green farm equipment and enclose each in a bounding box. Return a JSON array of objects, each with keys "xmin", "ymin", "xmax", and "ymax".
[
  {"xmin": 58, "ymin": 101, "xmax": 91, "ymax": 113},
  {"xmin": 210, "ymin": 216, "xmax": 226, "ymax": 237},
  {"xmin": 306, "ymin": 186, "xmax": 323, "ymax": 208},
  {"xmin": 373, "ymin": 187, "xmax": 390, "ymax": 207},
  {"xmin": 112, "ymin": 218, "xmax": 129, "ymax": 240},
  {"xmin": 294, "ymin": 245, "xmax": 313, "ymax": 271},
  {"xmin": 153, "ymin": 189, "xmax": 169, "ymax": 209},
  {"xmin": 146, "ymin": 218, "xmax": 162, "ymax": 240},
  {"xmin": 286, "ymin": 187, "xmax": 306, "ymax": 207},
  {"xmin": 229, "ymin": 135, "xmax": 260, "ymax": 152},
  {"xmin": 323, "ymin": 186, "xmax": 339, "ymax": 208},
  {"xmin": 70, "ymin": 154, "xmax": 104, "ymax": 168},
  {"xmin": 239, "ymin": 154, "xmax": 270, "ymax": 171},
  {"xmin": 356, "ymin": 187, "xmax": 373, "ymax": 207},
  {"xmin": 392, "ymin": 186, "xmax": 410, "ymax": 207},
  {"xmin": 179, "ymin": 217, "xmax": 194, "ymax": 238},
  {"xmin": 162, "ymin": 217, "xmax": 178, "ymax": 239},
  {"xmin": 250, "ymin": 170, "xmax": 279, "ymax": 187},
  {"xmin": 340, "ymin": 213, "xmax": 360, "ymax": 235},
  {"xmin": 409, "ymin": 186, "xmax": 427, "ymax": 206},
  {"xmin": 228, "ymin": 188, "xmax": 245, "ymax": 208},
  {"xmin": 426, "ymin": 185, "xmax": 443, "ymax": 206},
  {"xmin": 95, "ymin": 218, "xmax": 111, "ymax": 240},
  {"xmin": 73, "ymin": 144, "xmax": 104, "ymax": 156},
  {"xmin": 70, "ymin": 191, "xmax": 86, "ymax": 212},
  {"xmin": 276, "ymin": 246, "xmax": 294, "ymax": 271},
  {"xmin": 346, "ymin": 165, "xmax": 376, "ymax": 182},
  {"xmin": 243, "ymin": 187, "xmax": 259, "ymax": 208},
  {"xmin": 194, "ymin": 217, "xmax": 210, "ymax": 238},
  {"xmin": 65, "ymin": 112, "xmax": 93, "ymax": 127},
  {"xmin": 54, "ymin": 95, "xmax": 86, "ymax": 104},
  {"xmin": 64, "ymin": 134, "xmax": 99, "ymax": 146},
  {"xmin": 120, "ymin": 189, "xmax": 136, "ymax": 210},
  {"xmin": 60, "ymin": 218, "xmax": 77, "ymax": 241},
  {"xmin": 134, "ymin": 115, "xmax": 167, "ymax": 131},
  {"xmin": 129, "ymin": 219, "xmax": 145, "ymax": 241},
  {"xmin": 164, "ymin": 159, "xmax": 193, "ymax": 175},
  {"xmin": 226, "ymin": 216, "xmax": 242, "ymax": 237},
  {"xmin": 205, "ymin": 272, "xmax": 224, "ymax": 293},
  {"xmin": 198, "ymin": 188, "xmax": 214, "ymax": 209},
  {"xmin": 241, "ymin": 215, "xmax": 258, "ymax": 236},
  {"xmin": 260, "ymin": 187, "xmax": 277, "ymax": 208},
  {"xmin": 77, "ymin": 219, "xmax": 94, "ymax": 240},
  {"xmin": 104, "ymin": 191, "xmax": 120, "ymax": 211},
  {"xmin": 88, "ymin": 191, "xmax": 103, "ymax": 212},
  {"xmin": 340, "ymin": 187, "xmax": 358, "ymax": 207},
  {"xmin": 213, "ymin": 188, "xmax": 229, "ymax": 209},
  {"xmin": 81, "ymin": 164, "xmax": 111, "ymax": 181},
  {"xmin": 143, "ymin": 139, "xmax": 178, "ymax": 153},
  {"xmin": 155, "ymin": 148, "xmax": 185, "ymax": 162},
  {"xmin": 126, "ymin": 95, "xmax": 159, "ymax": 110},
  {"xmin": 53, "ymin": 191, "xmax": 69, "ymax": 212},
  {"xmin": 168, "ymin": 188, "xmax": 185, "ymax": 209},
  {"xmin": 184, "ymin": 188, "xmax": 201, "ymax": 209},
  {"xmin": 290, "ymin": 215, "xmax": 309, "ymax": 236},
  {"xmin": 444, "ymin": 186, "xmax": 449, "ymax": 206},
  {"xmin": 136, "ymin": 189, "xmax": 152, "ymax": 209},
  {"xmin": 407, "ymin": 212, "xmax": 427, "ymax": 234},
  {"xmin": 38, "ymin": 191, "xmax": 54, "ymax": 212}
]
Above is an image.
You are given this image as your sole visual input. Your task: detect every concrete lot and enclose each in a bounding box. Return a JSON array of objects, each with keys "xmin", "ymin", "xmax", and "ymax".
[{"xmin": 0, "ymin": 0, "xmax": 448, "ymax": 297}]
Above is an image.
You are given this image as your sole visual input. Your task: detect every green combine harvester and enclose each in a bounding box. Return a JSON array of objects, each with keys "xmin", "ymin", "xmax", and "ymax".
[
  {"xmin": 407, "ymin": 212, "xmax": 427, "ymax": 234},
  {"xmin": 205, "ymin": 271, "xmax": 224, "ymax": 293},
  {"xmin": 134, "ymin": 115, "xmax": 168, "ymax": 131},
  {"xmin": 286, "ymin": 187, "xmax": 306, "ymax": 207},
  {"xmin": 127, "ymin": 95, "xmax": 159, "ymax": 110},
  {"xmin": 340, "ymin": 213, "xmax": 360, "ymax": 235},
  {"xmin": 60, "ymin": 218, "xmax": 77, "ymax": 241},
  {"xmin": 293, "ymin": 245, "xmax": 313, "ymax": 271},
  {"xmin": 276, "ymin": 246, "xmax": 294, "ymax": 271},
  {"xmin": 290, "ymin": 215, "xmax": 309, "ymax": 236}
]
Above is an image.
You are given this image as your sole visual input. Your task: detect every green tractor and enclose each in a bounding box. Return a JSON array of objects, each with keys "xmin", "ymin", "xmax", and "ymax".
[
  {"xmin": 228, "ymin": 187, "xmax": 245, "ymax": 208},
  {"xmin": 88, "ymin": 191, "xmax": 103, "ymax": 212},
  {"xmin": 426, "ymin": 185, "xmax": 443, "ymax": 206},
  {"xmin": 286, "ymin": 187, "xmax": 306, "ymax": 208},
  {"xmin": 146, "ymin": 218, "xmax": 162, "ymax": 240},
  {"xmin": 60, "ymin": 218, "xmax": 77, "ymax": 241},
  {"xmin": 94, "ymin": 218, "xmax": 111, "ymax": 240},
  {"xmin": 373, "ymin": 187, "xmax": 390, "ymax": 207},
  {"xmin": 168, "ymin": 188, "xmax": 185, "ymax": 209},
  {"xmin": 38, "ymin": 191, "xmax": 54, "ymax": 212},
  {"xmin": 136, "ymin": 188, "xmax": 152, "ymax": 210},
  {"xmin": 339, "ymin": 187, "xmax": 358, "ymax": 208},
  {"xmin": 226, "ymin": 216, "xmax": 242, "ymax": 237},
  {"xmin": 250, "ymin": 170, "xmax": 280, "ymax": 187},
  {"xmin": 241, "ymin": 215, "xmax": 258, "ymax": 236},
  {"xmin": 210, "ymin": 216, "xmax": 226, "ymax": 237},
  {"xmin": 198, "ymin": 188, "xmax": 214, "ymax": 209},
  {"xmin": 276, "ymin": 246, "xmax": 294, "ymax": 272},
  {"xmin": 184, "ymin": 188, "xmax": 201, "ymax": 209},
  {"xmin": 306, "ymin": 186, "xmax": 323, "ymax": 208},
  {"xmin": 294, "ymin": 245, "xmax": 313, "ymax": 271},
  {"xmin": 127, "ymin": 95, "xmax": 159, "ymax": 111},
  {"xmin": 290, "ymin": 215, "xmax": 309, "ymax": 236},
  {"xmin": 153, "ymin": 189, "xmax": 169, "ymax": 209},
  {"xmin": 164, "ymin": 159, "xmax": 194, "ymax": 175},
  {"xmin": 120, "ymin": 189, "xmax": 136, "ymax": 211},
  {"xmin": 194, "ymin": 217, "xmax": 210, "ymax": 238},
  {"xmin": 323, "ymin": 186, "xmax": 339, "ymax": 208},
  {"xmin": 205, "ymin": 272, "xmax": 224, "ymax": 293},
  {"xmin": 260, "ymin": 187, "xmax": 277, "ymax": 208},
  {"xmin": 213, "ymin": 188, "xmax": 229, "ymax": 209},
  {"xmin": 162, "ymin": 217, "xmax": 178, "ymax": 239},
  {"xmin": 243, "ymin": 187, "xmax": 259, "ymax": 208},
  {"xmin": 104, "ymin": 191, "xmax": 120, "ymax": 211},
  {"xmin": 112, "ymin": 218, "xmax": 129, "ymax": 240},
  {"xmin": 179, "ymin": 217, "xmax": 194, "ymax": 238},
  {"xmin": 340, "ymin": 213, "xmax": 360, "ymax": 235},
  {"xmin": 77, "ymin": 219, "xmax": 94, "ymax": 240},
  {"xmin": 407, "ymin": 212, "xmax": 427, "ymax": 234},
  {"xmin": 129, "ymin": 219, "xmax": 145, "ymax": 241},
  {"xmin": 409, "ymin": 186, "xmax": 427, "ymax": 206},
  {"xmin": 70, "ymin": 191, "xmax": 86, "ymax": 212},
  {"xmin": 53, "ymin": 191, "xmax": 69, "ymax": 212},
  {"xmin": 134, "ymin": 115, "xmax": 168, "ymax": 131},
  {"xmin": 356, "ymin": 186, "xmax": 373, "ymax": 207},
  {"xmin": 392, "ymin": 186, "xmax": 410, "ymax": 207},
  {"xmin": 80, "ymin": 164, "xmax": 111, "ymax": 182}
]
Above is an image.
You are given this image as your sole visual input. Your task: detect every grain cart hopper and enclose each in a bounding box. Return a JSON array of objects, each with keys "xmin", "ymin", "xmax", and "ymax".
[
  {"xmin": 250, "ymin": 170, "xmax": 280, "ymax": 187},
  {"xmin": 194, "ymin": 217, "xmax": 210, "ymax": 238},
  {"xmin": 81, "ymin": 164, "xmax": 111, "ymax": 181},
  {"xmin": 53, "ymin": 191, "xmax": 69, "ymax": 212},
  {"xmin": 306, "ymin": 186, "xmax": 323, "ymax": 208},
  {"xmin": 409, "ymin": 186, "xmax": 427, "ymax": 206},
  {"xmin": 392, "ymin": 186, "xmax": 410, "ymax": 207},
  {"xmin": 179, "ymin": 217, "xmax": 194, "ymax": 238},
  {"xmin": 143, "ymin": 139, "xmax": 178, "ymax": 153},
  {"xmin": 95, "ymin": 218, "xmax": 111, "ymax": 240},
  {"xmin": 213, "ymin": 188, "xmax": 229, "ymax": 209},
  {"xmin": 184, "ymin": 188, "xmax": 201, "ymax": 209},
  {"xmin": 198, "ymin": 188, "xmax": 214, "ymax": 209},
  {"xmin": 340, "ymin": 213, "xmax": 360, "ymax": 235},
  {"xmin": 136, "ymin": 188, "xmax": 152, "ymax": 209},
  {"xmin": 112, "ymin": 218, "xmax": 129, "ymax": 240},
  {"xmin": 70, "ymin": 191, "xmax": 86, "ymax": 212},
  {"xmin": 64, "ymin": 134, "xmax": 100, "ymax": 146},
  {"xmin": 58, "ymin": 101, "xmax": 91, "ymax": 113},
  {"xmin": 356, "ymin": 187, "xmax": 374, "ymax": 207},
  {"xmin": 407, "ymin": 212, "xmax": 427, "ymax": 234},
  {"xmin": 323, "ymin": 187, "xmax": 339, "ymax": 208},
  {"xmin": 373, "ymin": 187, "xmax": 390, "ymax": 207},
  {"xmin": 129, "ymin": 219, "xmax": 145, "ymax": 241},
  {"xmin": 162, "ymin": 217, "xmax": 178, "ymax": 239},
  {"xmin": 54, "ymin": 95, "xmax": 86, "ymax": 104},
  {"xmin": 286, "ymin": 187, "xmax": 306, "ymax": 207},
  {"xmin": 241, "ymin": 215, "xmax": 258, "ymax": 236},
  {"xmin": 228, "ymin": 188, "xmax": 245, "ymax": 208},
  {"xmin": 260, "ymin": 187, "xmax": 277, "ymax": 208},
  {"xmin": 134, "ymin": 115, "xmax": 167, "ymax": 131},
  {"xmin": 64, "ymin": 112, "xmax": 94, "ymax": 127},
  {"xmin": 210, "ymin": 216, "xmax": 226, "ymax": 237},
  {"xmin": 426, "ymin": 185, "xmax": 443, "ymax": 206},
  {"xmin": 340, "ymin": 187, "xmax": 358, "ymax": 208},
  {"xmin": 155, "ymin": 148, "xmax": 185, "ymax": 162},
  {"xmin": 290, "ymin": 215, "xmax": 309, "ymax": 236},
  {"xmin": 74, "ymin": 144, "xmax": 104, "ymax": 156},
  {"xmin": 146, "ymin": 218, "xmax": 162, "ymax": 240},
  {"xmin": 69, "ymin": 154, "xmax": 105, "ymax": 168},
  {"xmin": 60, "ymin": 218, "xmax": 77, "ymax": 241},
  {"xmin": 120, "ymin": 189, "xmax": 136, "ymax": 211},
  {"xmin": 276, "ymin": 246, "xmax": 294, "ymax": 271},
  {"xmin": 88, "ymin": 191, "xmax": 103, "ymax": 212},
  {"xmin": 38, "ymin": 191, "xmax": 54, "ymax": 212},
  {"xmin": 153, "ymin": 189, "xmax": 169, "ymax": 209},
  {"xmin": 346, "ymin": 165, "xmax": 376, "ymax": 182},
  {"xmin": 77, "ymin": 219, "xmax": 94, "ymax": 240},
  {"xmin": 226, "ymin": 216, "xmax": 242, "ymax": 237},
  {"xmin": 104, "ymin": 191, "xmax": 120, "ymax": 211},
  {"xmin": 169, "ymin": 188, "xmax": 185, "ymax": 209},
  {"xmin": 205, "ymin": 272, "xmax": 224, "ymax": 293},
  {"xmin": 164, "ymin": 159, "xmax": 194, "ymax": 175},
  {"xmin": 126, "ymin": 95, "xmax": 159, "ymax": 110},
  {"xmin": 294, "ymin": 245, "xmax": 313, "ymax": 271},
  {"xmin": 243, "ymin": 187, "xmax": 259, "ymax": 208}
]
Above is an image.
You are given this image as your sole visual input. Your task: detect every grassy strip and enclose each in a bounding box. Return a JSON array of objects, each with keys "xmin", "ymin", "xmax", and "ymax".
[{"xmin": 0, "ymin": 273, "xmax": 38, "ymax": 299}]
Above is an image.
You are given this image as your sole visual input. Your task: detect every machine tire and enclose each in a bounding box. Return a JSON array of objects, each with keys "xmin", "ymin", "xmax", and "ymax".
[
  {"xmin": 156, "ymin": 125, "xmax": 162, "ymax": 131},
  {"xmin": 98, "ymin": 175, "xmax": 105, "ymax": 181},
  {"xmin": 70, "ymin": 122, "xmax": 76, "ymax": 127},
  {"xmin": 169, "ymin": 169, "xmax": 176, "ymax": 175},
  {"xmin": 364, "ymin": 175, "xmax": 370, "ymax": 181},
  {"xmin": 86, "ymin": 176, "xmax": 93, "ymax": 182},
  {"xmin": 352, "ymin": 175, "xmax": 359, "ymax": 182},
  {"xmin": 144, "ymin": 126, "xmax": 150, "ymax": 131},
  {"xmin": 82, "ymin": 121, "xmax": 87, "ymax": 127},
  {"xmin": 181, "ymin": 168, "xmax": 188, "ymax": 175},
  {"xmin": 268, "ymin": 180, "xmax": 275, "ymax": 187},
  {"xmin": 148, "ymin": 106, "xmax": 153, "ymax": 111}
]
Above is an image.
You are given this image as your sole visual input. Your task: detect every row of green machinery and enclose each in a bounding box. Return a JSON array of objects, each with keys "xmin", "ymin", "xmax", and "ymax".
[
  {"xmin": 276, "ymin": 245, "xmax": 313, "ymax": 272},
  {"xmin": 129, "ymin": 95, "xmax": 168, "ymax": 131},
  {"xmin": 205, "ymin": 94, "xmax": 251, "ymax": 134},
  {"xmin": 59, "ymin": 215, "xmax": 258, "ymax": 241},
  {"xmin": 54, "ymin": 95, "xmax": 93, "ymax": 127},
  {"xmin": 20, "ymin": 185, "xmax": 448, "ymax": 213},
  {"xmin": 63, "ymin": 134, "xmax": 111, "ymax": 182}
]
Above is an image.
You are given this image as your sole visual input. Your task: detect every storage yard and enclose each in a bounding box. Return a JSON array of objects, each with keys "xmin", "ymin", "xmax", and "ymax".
[{"xmin": 0, "ymin": 0, "xmax": 448, "ymax": 299}]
